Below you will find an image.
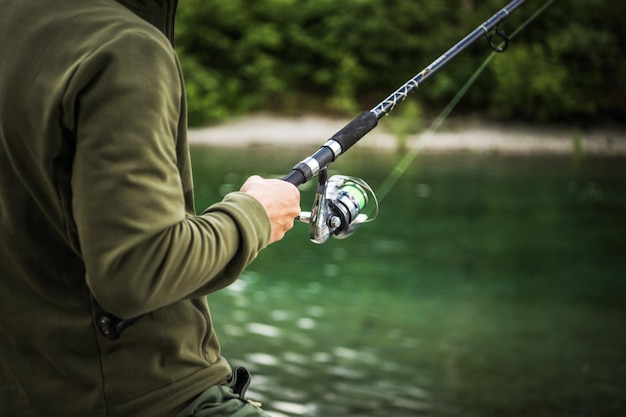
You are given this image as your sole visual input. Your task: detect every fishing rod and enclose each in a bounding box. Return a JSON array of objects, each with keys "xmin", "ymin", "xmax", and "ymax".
[
  {"xmin": 287, "ymin": 0, "xmax": 527, "ymax": 244},
  {"xmin": 98, "ymin": 0, "xmax": 527, "ymax": 340}
]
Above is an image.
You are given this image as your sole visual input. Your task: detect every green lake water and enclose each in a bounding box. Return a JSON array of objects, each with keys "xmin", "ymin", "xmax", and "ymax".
[{"xmin": 190, "ymin": 145, "xmax": 626, "ymax": 417}]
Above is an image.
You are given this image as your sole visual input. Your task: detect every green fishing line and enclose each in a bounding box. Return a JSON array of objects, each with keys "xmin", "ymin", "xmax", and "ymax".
[
  {"xmin": 375, "ymin": 0, "xmax": 555, "ymax": 204},
  {"xmin": 342, "ymin": 184, "xmax": 367, "ymax": 209}
]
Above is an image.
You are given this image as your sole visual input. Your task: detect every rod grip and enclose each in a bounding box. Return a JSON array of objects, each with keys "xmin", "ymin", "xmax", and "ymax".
[
  {"xmin": 281, "ymin": 111, "xmax": 378, "ymax": 186},
  {"xmin": 330, "ymin": 111, "xmax": 378, "ymax": 153},
  {"xmin": 283, "ymin": 169, "xmax": 307, "ymax": 186}
]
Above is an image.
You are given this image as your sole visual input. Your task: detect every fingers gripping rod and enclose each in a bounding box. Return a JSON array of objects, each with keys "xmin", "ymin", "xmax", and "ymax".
[{"xmin": 282, "ymin": 0, "xmax": 526, "ymax": 187}]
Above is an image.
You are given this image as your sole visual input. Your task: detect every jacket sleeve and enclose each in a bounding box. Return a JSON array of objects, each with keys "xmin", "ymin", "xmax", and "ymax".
[{"xmin": 64, "ymin": 29, "xmax": 271, "ymax": 318}]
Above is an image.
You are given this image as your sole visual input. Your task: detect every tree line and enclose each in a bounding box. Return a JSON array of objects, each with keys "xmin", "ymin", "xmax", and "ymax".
[{"xmin": 175, "ymin": 0, "xmax": 625, "ymax": 126}]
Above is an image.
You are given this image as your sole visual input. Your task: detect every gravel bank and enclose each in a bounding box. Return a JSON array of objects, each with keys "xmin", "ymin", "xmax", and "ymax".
[{"xmin": 188, "ymin": 114, "xmax": 626, "ymax": 155}]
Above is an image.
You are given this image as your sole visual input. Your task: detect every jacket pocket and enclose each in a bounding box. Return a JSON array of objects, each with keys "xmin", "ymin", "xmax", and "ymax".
[{"xmin": 191, "ymin": 298, "xmax": 211, "ymax": 360}]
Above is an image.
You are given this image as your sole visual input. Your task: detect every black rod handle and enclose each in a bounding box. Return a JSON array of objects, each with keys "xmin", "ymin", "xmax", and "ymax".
[
  {"xmin": 328, "ymin": 111, "xmax": 379, "ymax": 153},
  {"xmin": 282, "ymin": 111, "xmax": 378, "ymax": 186}
]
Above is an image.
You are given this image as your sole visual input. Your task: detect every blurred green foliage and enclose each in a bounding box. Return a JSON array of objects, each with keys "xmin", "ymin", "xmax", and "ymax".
[{"xmin": 175, "ymin": 0, "xmax": 626, "ymax": 126}]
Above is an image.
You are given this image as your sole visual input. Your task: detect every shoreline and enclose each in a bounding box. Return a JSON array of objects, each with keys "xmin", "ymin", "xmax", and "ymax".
[{"xmin": 188, "ymin": 114, "xmax": 626, "ymax": 156}]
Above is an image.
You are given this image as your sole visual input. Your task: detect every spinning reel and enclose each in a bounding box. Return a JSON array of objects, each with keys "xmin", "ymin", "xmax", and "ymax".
[{"xmin": 297, "ymin": 168, "xmax": 378, "ymax": 244}]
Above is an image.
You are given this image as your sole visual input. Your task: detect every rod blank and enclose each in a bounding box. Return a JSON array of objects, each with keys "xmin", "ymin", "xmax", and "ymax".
[{"xmin": 283, "ymin": 0, "xmax": 527, "ymax": 187}]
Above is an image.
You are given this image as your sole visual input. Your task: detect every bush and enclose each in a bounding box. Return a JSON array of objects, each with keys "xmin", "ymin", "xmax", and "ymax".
[{"xmin": 175, "ymin": 0, "xmax": 625, "ymax": 126}]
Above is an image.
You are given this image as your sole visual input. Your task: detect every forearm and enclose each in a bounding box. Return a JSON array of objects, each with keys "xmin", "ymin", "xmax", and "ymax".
[{"xmin": 82, "ymin": 192, "xmax": 270, "ymax": 318}]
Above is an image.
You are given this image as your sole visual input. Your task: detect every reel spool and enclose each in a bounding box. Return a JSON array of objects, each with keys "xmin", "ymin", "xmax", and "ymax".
[{"xmin": 297, "ymin": 168, "xmax": 378, "ymax": 244}]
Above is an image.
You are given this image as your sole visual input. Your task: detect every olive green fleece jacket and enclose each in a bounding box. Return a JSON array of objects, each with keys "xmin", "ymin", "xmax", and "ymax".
[{"xmin": 0, "ymin": 0, "xmax": 272, "ymax": 416}]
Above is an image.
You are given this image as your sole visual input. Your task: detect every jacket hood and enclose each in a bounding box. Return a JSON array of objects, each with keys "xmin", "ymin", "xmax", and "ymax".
[{"xmin": 115, "ymin": 0, "xmax": 178, "ymax": 44}]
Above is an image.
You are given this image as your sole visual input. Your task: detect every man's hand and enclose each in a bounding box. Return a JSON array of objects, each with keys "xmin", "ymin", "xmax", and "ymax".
[{"xmin": 240, "ymin": 175, "xmax": 301, "ymax": 244}]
